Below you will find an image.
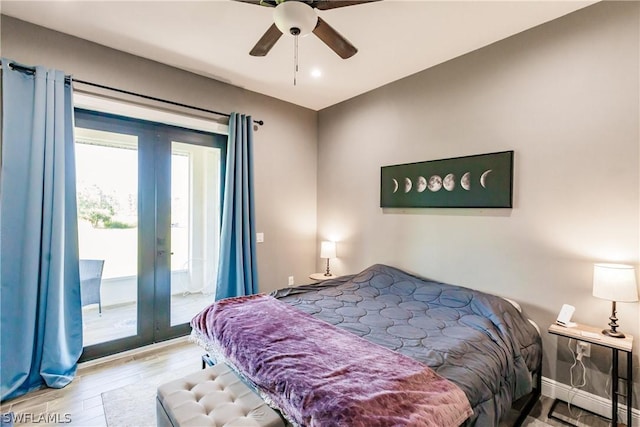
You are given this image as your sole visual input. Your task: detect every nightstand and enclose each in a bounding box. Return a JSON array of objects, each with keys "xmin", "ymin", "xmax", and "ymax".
[
  {"xmin": 548, "ymin": 323, "xmax": 634, "ymax": 427},
  {"xmin": 309, "ymin": 273, "xmax": 336, "ymax": 281}
]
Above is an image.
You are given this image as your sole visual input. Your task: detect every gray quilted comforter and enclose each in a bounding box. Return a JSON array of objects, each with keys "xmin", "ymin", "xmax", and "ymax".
[{"xmin": 271, "ymin": 264, "xmax": 542, "ymax": 426}]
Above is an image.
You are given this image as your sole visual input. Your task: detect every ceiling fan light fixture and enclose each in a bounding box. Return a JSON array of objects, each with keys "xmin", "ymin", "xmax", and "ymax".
[{"xmin": 273, "ymin": 1, "xmax": 318, "ymax": 37}]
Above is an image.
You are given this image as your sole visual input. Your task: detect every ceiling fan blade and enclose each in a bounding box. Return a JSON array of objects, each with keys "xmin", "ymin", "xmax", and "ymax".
[
  {"xmin": 250, "ymin": 23, "xmax": 283, "ymax": 56},
  {"xmin": 312, "ymin": 17, "xmax": 357, "ymax": 59},
  {"xmin": 312, "ymin": 0, "xmax": 380, "ymax": 11},
  {"xmin": 233, "ymin": 0, "xmax": 277, "ymax": 7}
]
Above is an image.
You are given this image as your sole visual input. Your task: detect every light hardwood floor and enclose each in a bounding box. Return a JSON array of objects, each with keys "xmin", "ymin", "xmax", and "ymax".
[{"xmin": 0, "ymin": 338, "xmax": 203, "ymax": 426}]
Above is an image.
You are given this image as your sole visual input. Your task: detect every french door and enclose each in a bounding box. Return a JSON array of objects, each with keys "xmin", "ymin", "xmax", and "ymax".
[{"xmin": 75, "ymin": 109, "xmax": 226, "ymax": 361}]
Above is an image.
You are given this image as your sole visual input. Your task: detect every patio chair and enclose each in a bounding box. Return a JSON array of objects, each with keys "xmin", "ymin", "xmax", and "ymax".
[{"xmin": 80, "ymin": 259, "xmax": 105, "ymax": 314}]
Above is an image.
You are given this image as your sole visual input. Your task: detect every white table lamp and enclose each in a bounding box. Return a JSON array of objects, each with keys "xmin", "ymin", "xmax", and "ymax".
[
  {"xmin": 320, "ymin": 241, "xmax": 336, "ymax": 277},
  {"xmin": 592, "ymin": 263, "xmax": 638, "ymax": 338}
]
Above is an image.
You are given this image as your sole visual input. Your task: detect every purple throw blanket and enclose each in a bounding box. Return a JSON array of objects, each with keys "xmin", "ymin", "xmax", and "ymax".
[{"xmin": 191, "ymin": 294, "xmax": 472, "ymax": 427}]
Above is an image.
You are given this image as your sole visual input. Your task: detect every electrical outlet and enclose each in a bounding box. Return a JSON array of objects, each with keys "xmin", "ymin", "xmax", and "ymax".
[
  {"xmin": 288, "ymin": 276, "xmax": 294, "ymax": 286},
  {"xmin": 577, "ymin": 341, "xmax": 591, "ymax": 358}
]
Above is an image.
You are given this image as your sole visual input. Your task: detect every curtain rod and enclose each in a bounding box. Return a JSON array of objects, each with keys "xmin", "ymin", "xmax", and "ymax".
[{"xmin": 1, "ymin": 60, "xmax": 264, "ymax": 126}]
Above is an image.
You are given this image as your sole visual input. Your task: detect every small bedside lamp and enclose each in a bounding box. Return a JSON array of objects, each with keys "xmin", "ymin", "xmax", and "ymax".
[
  {"xmin": 320, "ymin": 241, "xmax": 336, "ymax": 277},
  {"xmin": 592, "ymin": 263, "xmax": 638, "ymax": 338}
]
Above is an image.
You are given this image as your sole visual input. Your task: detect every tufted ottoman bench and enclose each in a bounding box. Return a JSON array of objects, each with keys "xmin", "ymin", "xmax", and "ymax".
[{"xmin": 156, "ymin": 363, "xmax": 285, "ymax": 427}]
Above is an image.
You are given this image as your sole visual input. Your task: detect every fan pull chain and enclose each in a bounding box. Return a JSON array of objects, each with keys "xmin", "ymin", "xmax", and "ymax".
[{"xmin": 293, "ymin": 35, "xmax": 299, "ymax": 86}]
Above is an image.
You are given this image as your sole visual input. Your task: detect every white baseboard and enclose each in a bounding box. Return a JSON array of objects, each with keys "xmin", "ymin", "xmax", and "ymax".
[{"xmin": 541, "ymin": 376, "xmax": 639, "ymax": 423}]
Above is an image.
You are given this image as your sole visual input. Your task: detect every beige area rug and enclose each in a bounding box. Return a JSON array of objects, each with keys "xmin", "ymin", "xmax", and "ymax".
[
  {"xmin": 102, "ymin": 374, "xmax": 553, "ymax": 427},
  {"xmin": 102, "ymin": 369, "xmax": 196, "ymax": 427},
  {"xmin": 521, "ymin": 419, "xmax": 556, "ymax": 427}
]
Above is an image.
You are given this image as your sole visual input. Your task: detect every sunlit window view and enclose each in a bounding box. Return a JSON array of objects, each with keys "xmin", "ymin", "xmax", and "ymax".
[
  {"xmin": 170, "ymin": 141, "xmax": 220, "ymax": 326},
  {"xmin": 76, "ymin": 127, "xmax": 220, "ymax": 347},
  {"xmin": 76, "ymin": 128, "xmax": 139, "ymax": 346}
]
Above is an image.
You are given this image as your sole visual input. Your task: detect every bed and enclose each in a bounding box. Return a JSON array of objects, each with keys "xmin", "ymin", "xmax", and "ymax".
[{"xmin": 191, "ymin": 264, "xmax": 542, "ymax": 426}]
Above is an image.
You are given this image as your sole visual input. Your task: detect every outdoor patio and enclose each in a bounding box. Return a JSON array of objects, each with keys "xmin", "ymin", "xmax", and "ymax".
[{"xmin": 82, "ymin": 291, "xmax": 214, "ymax": 346}]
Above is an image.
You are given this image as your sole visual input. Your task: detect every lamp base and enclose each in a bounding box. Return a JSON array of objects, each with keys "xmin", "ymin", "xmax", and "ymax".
[
  {"xmin": 603, "ymin": 301, "xmax": 626, "ymax": 338},
  {"xmin": 602, "ymin": 329, "xmax": 626, "ymax": 339},
  {"xmin": 324, "ymin": 258, "xmax": 331, "ymax": 277}
]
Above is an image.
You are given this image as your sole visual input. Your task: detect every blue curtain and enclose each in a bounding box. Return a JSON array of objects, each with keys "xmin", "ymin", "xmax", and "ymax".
[
  {"xmin": 215, "ymin": 113, "xmax": 259, "ymax": 300},
  {"xmin": 0, "ymin": 60, "xmax": 82, "ymax": 401}
]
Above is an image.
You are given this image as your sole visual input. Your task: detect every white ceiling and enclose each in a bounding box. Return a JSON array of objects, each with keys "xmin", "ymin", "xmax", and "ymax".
[{"xmin": 2, "ymin": 0, "xmax": 596, "ymax": 111}]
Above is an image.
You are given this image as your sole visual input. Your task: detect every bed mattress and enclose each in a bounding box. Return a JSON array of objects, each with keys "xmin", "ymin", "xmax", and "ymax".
[{"xmin": 269, "ymin": 264, "xmax": 542, "ymax": 426}]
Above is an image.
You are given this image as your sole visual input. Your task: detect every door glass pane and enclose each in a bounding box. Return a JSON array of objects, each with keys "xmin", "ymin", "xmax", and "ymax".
[
  {"xmin": 170, "ymin": 141, "xmax": 220, "ymax": 326},
  {"xmin": 76, "ymin": 128, "xmax": 138, "ymax": 346}
]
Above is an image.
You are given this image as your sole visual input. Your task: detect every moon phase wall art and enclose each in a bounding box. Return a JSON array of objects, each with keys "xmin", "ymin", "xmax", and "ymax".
[{"xmin": 380, "ymin": 151, "xmax": 514, "ymax": 208}]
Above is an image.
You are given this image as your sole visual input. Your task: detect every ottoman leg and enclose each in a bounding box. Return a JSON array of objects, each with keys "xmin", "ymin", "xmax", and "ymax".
[{"xmin": 156, "ymin": 396, "xmax": 174, "ymax": 427}]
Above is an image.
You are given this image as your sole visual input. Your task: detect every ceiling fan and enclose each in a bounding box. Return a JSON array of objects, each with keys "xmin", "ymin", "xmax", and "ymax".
[{"xmin": 235, "ymin": 0, "xmax": 379, "ymax": 59}]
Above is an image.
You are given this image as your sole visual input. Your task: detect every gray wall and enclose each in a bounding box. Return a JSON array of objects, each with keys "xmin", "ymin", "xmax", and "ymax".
[
  {"xmin": 1, "ymin": 15, "xmax": 318, "ymax": 294},
  {"xmin": 317, "ymin": 1, "xmax": 639, "ymax": 407}
]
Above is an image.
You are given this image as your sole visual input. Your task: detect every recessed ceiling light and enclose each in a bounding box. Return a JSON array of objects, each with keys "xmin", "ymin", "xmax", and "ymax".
[{"xmin": 311, "ymin": 68, "xmax": 322, "ymax": 78}]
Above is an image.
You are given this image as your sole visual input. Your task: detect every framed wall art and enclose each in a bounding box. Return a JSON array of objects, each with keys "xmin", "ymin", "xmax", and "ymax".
[{"xmin": 380, "ymin": 151, "xmax": 513, "ymax": 208}]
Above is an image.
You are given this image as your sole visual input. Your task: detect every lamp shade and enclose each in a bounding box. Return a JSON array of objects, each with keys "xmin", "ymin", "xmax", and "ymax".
[
  {"xmin": 273, "ymin": 1, "xmax": 318, "ymax": 37},
  {"xmin": 320, "ymin": 241, "xmax": 336, "ymax": 259},
  {"xmin": 592, "ymin": 263, "xmax": 639, "ymax": 302}
]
